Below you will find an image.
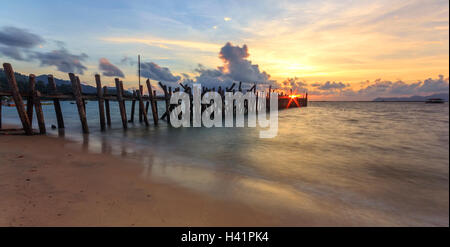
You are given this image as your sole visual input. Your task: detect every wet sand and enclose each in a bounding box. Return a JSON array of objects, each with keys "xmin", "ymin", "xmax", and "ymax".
[
  {"xmin": 0, "ymin": 132, "xmax": 285, "ymax": 226},
  {"xmin": 1, "ymin": 119, "xmax": 447, "ymax": 226}
]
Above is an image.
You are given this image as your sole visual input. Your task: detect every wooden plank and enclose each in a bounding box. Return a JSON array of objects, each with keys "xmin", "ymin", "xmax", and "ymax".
[
  {"xmin": 137, "ymin": 89, "xmax": 149, "ymax": 126},
  {"xmin": 69, "ymin": 73, "xmax": 89, "ymax": 134},
  {"xmin": 48, "ymin": 75, "xmax": 65, "ymax": 128},
  {"xmin": 33, "ymin": 91, "xmax": 46, "ymax": 134},
  {"xmin": 95, "ymin": 75, "xmax": 106, "ymax": 131},
  {"xmin": 115, "ymin": 78, "xmax": 128, "ymax": 129},
  {"xmin": 2, "ymin": 63, "xmax": 33, "ymax": 135},
  {"xmin": 146, "ymin": 80, "xmax": 159, "ymax": 125},
  {"xmin": 129, "ymin": 91, "xmax": 136, "ymax": 123},
  {"xmin": 103, "ymin": 86, "xmax": 111, "ymax": 126},
  {"xmin": 27, "ymin": 74, "xmax": 36, "ymax": 127}
]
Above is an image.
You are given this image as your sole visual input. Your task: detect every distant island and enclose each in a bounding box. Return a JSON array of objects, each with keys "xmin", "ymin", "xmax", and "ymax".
[{"xmin": 373, "ymin": 93, "xmax": 449, "ymax": 102}]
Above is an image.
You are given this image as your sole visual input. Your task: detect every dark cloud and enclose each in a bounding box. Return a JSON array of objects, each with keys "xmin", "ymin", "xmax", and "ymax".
[
  {"xmin": 31, "ymin": 48, "xmax": 89, "ymax": 74},
  {"xmin": 305, "ymin": 76, "xmax": 449, "ymax": 99},
  {"xmin": 0, "ymin": 26, "xmax": 89, "ymax": 75},
  {"xmin": 120, "ymin": 55, "xmax": 136, "ymax": 66},
  {"xmin": 141, "ymin": 62, "xmax": 181, "ymax": 82},
  {"xmin": 0, "ymin": 26, "xmax": 45, "ymax": 60},
  {"xmin": 99, "ymin": 58, "xmax": 125, "ymax": 78},
  {"xmin": 0, "ymin": 46, "xmax": 25, "ymax": 60},
  {"xmin": 355, "ymin": 76, "xmax": 449, "ymax": 97},
  {"xmin": 218, "ymin": 42, "xmax": 271, "ymax": 83},
  {"xmin": 191, "ymin": 43, "xmax": 273, "ymax": 89},
  {"xmin": 312, "ymin": 81, "xmax": 348, "ymax": 90},
  {"xmin": 0, "ymin": 26, "xmax": 44, "ymax": 48},
  {"xmin": 276, "ymin": 77, "xmax": 308, "ymax": 92},
  {"xmin": 418, "ymin": 75, "xmax": 448, "ymax": 93}
]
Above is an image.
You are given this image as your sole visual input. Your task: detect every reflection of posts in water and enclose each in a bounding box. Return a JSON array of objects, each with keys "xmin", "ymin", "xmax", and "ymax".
[
  {"xmin": 57, "ymin": 128, "xmax": 65, "ymax": 137},
  {"xmin": 82, "ymin": 133, "xmax": 89, "ymax": 151},
  {"xmin": 0, "ymin": 101, "xmax": 2, "ymax": 129},
  {"xmin": 101, "ymin": 135, "xmax": 112, "ymax": 155}
]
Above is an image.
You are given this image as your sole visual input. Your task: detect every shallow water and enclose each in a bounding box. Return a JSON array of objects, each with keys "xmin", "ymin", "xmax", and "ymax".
[{"xmin": 2, "ymin": 101, "xmax": 449, "ymax": 226}]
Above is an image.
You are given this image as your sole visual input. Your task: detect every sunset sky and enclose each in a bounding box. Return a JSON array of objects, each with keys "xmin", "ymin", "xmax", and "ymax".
[{"xmin": 0, "ymin": 0, "xmax": 448, "ymax": 100}]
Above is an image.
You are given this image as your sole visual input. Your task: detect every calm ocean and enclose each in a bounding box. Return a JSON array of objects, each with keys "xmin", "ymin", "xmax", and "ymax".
[{"xmin": 1, "ymin": 101, "xmax": 449, "ymax": 226}]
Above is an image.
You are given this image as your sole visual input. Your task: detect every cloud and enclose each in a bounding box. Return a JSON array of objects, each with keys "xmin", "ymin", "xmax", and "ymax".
[
  {"xmin": 140, "ymin": 62, "xmax": 181, "ymax": 82},
  {"xmin": 31, "ymin": 48, "xmax": 89, "ymax": 74},
  {"xmin": 311, "ymin": 81, "xmax": 348, "ymax": 90},
  {"xmin": 219, "ymin": 42, "xmax": 271, "ymax": 83},
  {"xmin": 418, "ymin": 75, "xmax": 448, "ymax": 93},
  {"xmin": 276, "ymin": 77, "xmax": 308, "ymax": 92},
  {"xmin": 0, "ymin": 46, "xmax": 25, "ymax": 60},
  {"xmin": 0, "ymin": 26, "xmax": 44, "ymax": 48},
  {"xmin": 0, "ymin": 26, "xmax": 89, "ymax": 75},
  {"xmin": 307, "ymin": 75, "xmax": 449, "ymax": 99},
  {"xmin": 0, "ymin": 26, "xmax": 45, "ymax": 60},
  {"xmin": 102, "ymin": 37, "xmax": 220, "ymax": 52},
  {"xmin": 354, "ymin": 77, "xmax": 448, "ymax": 97},
  {"xmin": 99, "ymin": 58, "xmax": 125, "ymax": 78},
  {"xmin": 190, "ymin": 43, "xmax": 273, "ymax": 89},
  {"xmin": 224, "ymin": 17, "xmax": 232, "ymax": 21}
]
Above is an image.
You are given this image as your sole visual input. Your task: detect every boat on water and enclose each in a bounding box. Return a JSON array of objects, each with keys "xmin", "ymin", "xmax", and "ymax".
[{"xmin": 425, "ymin": 98, "xmax": 445, "ymax": 104}]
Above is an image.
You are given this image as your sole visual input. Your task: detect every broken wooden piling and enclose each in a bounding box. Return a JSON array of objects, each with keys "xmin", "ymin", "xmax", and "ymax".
[
  {"xmin": 33, "ymin": 91, "xmax": 46, "ymax": 134},
  {"xmin": 103, "ymin": 86, "xmax": 111, "ymax": 126},
  {"xmin": 146, "ymin": 80, "xmax": 159, "ymax": 125},
  {"xmin": 115, "ymin": 78, "xmax": 128, "ymax": 130},
  {"xmin": 130, "ymin": 91, "xmax": 136, "ymax": 123},
  {"xmin": 95, "ymin": 75, "xmax": 106, "ymax": 131},
  {"xmin": 27, "ymin": 74, "xmax": 36, "ymax": 126},
  {"xmin": 48, "ymin": 75, "xmax": 65, "ymax": 129},
  {"xmin": 69, "ymin": 73, "xmax": 89, "ymax": 134},
  {"xmin": 2, "ymin": 63, "xmax": 33, "ymax": 135},
  {"xmin": 137, "ymin": 89, "xmax": 149, "ymax": 126}
]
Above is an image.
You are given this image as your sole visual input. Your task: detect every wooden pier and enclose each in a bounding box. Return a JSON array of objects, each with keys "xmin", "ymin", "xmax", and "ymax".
[{"xmin": 0, "ymin": 63, "xmax": 307, "ymax": 135}]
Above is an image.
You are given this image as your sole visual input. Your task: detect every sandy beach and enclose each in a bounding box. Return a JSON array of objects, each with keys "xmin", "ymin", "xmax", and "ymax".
[{"xmin": 0, "ymin": 130, "xmax": 284, "ymax": 226}]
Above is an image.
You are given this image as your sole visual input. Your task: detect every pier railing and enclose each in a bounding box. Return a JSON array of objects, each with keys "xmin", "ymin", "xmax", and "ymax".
[{"xmin": 0, "ymin": 63, "xmax": 307, "ymax": 135}]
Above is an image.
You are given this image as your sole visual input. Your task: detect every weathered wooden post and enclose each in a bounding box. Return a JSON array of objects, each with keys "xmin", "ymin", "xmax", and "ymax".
[
  {"xmin": 75, "ymin": 77, "xmax": 86, "ymax": 112},
  {"xmin": 27, "ymin": 74, "xmax": 36, "ymax": 127},
  {"xmin": 103, "ymin": 86, "xmax": 111, "ymax": 126},
  {"xmin": 159, "ymin": 82, "xmax": 170, "ymax": 124},
  {"xmin": 146, "ymin": 79, "xmax": 158, "ymax": 125},
  {"xmin": 129, "ymin": 91, "xmax": 136, "ymax": 123},
  {"xmin": 139, "ymin": 85, "xmax": 143, "ymax": 123},
  {"xmin": 69, "ymin": 73, "xmax": 89, "ymax": 134},
  {"xmin": 2, "ymin": 63, "xmax": 33, "ymax": 135},
  {"xmin": 120, "ymin": 80, "xmax": 127, "ymax": 116},
  {"xmin": 48, "ymin": 75, "xmax": 64, "ymax": 129},
  {"xmin": 115, "ymin": 78, "xmax": 127, "ymax": 129},
  {"xmin": 153, "ymin": 90, "xmax": 159, "ymax": 122},
  {"xmin": 33, "ymin": 91, "xmax": 46, "ymax": 134},
  {"xmin": 95, "ymin": 75, "xmax": 106, "ymax": 131},
  {"xmin": 137, "ymin": 89, "xmax": 149, "ymax": 126}
]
